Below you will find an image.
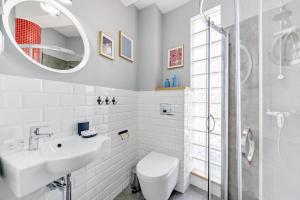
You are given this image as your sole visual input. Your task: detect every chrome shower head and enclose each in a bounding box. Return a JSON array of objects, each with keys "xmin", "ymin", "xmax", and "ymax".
[
  {"xmin": 270, "ymin": 4, "xmax": 300, "ymax": 67},
  {"xmin": 270, "ymin": 30, "xmax": 300, "ymax": 67}
]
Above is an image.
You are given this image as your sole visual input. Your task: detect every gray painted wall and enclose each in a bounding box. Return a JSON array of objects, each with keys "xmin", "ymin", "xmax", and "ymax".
[
  {"xmin": 42, "ymin": 29, "xmax": 68, "ymax": 61},
  {"xmin": 41, "ymin": 29, "xmax": 83, "ymax": 62},
  {"xmin": 161, "ymin": 0, "xmax": 235, "ymax": 88},
  {"xmin": 137, "ymin": 4, "xmax": 162, "ymax": 91},
  {"xmin": 162, "ymin": 0, "xmax": 199, "ymax": 88},
  {"xmin": 66, "ymin": 36, "xmax": 84, "ymax": 55},
  {"xmin": 0, "ymin": 0, "xmax": 139, "ymax": 90},
  {"xmin": 0, "ymin": 0, "xmax": 215, "ymax": 91}
]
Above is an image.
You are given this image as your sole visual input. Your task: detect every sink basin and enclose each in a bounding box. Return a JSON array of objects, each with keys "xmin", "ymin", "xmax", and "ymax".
[
  {"xmin": 39, "ymin": 136, "xmax": 108, "ymax": 174},
  {"xmin": 1, "ymin": 135, "xmax": 110, "ymax": 198}
]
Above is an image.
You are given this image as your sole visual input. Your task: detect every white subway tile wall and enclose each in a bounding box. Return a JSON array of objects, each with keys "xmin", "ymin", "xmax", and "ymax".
[
  {"xmin": 0, "ymin": 74, "xmax": 138, "ymax": 200},
  {"xmin": 0, "ymin": 74, "xmax": 191, "ymax": 200},
  {"xmin": 138, "ymin": 90, "xmax": 192, "ymax": 193}
]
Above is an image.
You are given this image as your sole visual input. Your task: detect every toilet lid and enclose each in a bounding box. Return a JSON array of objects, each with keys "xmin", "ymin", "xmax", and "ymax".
[{"xmin": 137, "ymin": 152, "xmax": 179, "ymax": 182}]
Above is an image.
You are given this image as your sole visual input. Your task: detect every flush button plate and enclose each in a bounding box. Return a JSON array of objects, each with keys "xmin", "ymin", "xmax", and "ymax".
[{"xmin": 160, "ymin": 104, "xmax": 175, "ymax": 115}]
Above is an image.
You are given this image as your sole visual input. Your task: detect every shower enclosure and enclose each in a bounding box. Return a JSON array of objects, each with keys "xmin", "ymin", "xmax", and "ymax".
[
  {"xmin": 235, "ymin": 0, "xmax": 300, "ymax": 199},
  {"xmin": 200, "ymin": 0, "xmax": 300, "ymax": 199}
]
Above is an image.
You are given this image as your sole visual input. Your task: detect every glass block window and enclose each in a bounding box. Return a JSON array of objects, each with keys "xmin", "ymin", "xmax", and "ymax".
[{"xmin": 191, "ymin": 5, "xmax": 222, "ymax": 184}]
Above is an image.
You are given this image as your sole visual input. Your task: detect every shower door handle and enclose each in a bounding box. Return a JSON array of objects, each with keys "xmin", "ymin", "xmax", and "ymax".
[
  {"xmin": 207, "ymin": 114, "xmax": 216, "ymax": 133},
  {"xmin": 241, "ymin": 128, "xmax": 255, "ymax": 164}
]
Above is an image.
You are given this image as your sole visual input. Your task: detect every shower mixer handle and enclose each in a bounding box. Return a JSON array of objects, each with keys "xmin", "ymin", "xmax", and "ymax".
[
  {"xmin": 265, "ymin": 109, "xmax": 292, "ymax": 117},
  {"xmin": 265, "ymin": 109, "xmax": 299, "ymax": 128}
]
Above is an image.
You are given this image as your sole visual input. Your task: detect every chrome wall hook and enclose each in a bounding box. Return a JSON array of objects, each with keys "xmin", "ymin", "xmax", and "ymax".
[
  {"xmin": 105, "ymin": 97, "xmax": 111, "ymax": 105},
  {"xmin": 97, "ymin": 96, "xmax": 104, "ymax": 105},
  {"xmin": 112, "ymin": 97, "xmax": 118, "ymax": 105}
]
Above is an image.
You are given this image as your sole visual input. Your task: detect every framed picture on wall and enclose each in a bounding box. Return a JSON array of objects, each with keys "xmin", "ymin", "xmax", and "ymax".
[
  {"xmin": 119, "ymin": 31, "xmax": 134, "ymax": 62},
  {"xmin": 168, "ymin": 45, "xmax": 184, "ymax": 69},
  {"xmin": 99, "ymin": 32, "xmax": 114, "ymax": 60}
]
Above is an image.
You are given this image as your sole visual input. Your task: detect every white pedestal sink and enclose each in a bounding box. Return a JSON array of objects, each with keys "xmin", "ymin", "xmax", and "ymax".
[{"xmin": 1, "ymin": 135, "xmax": 111, "ymax": 198}]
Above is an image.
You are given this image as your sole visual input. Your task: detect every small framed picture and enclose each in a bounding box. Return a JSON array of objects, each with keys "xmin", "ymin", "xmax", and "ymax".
[
  {"xmin": 99, "ymin": 32, "xmax": 114, "ymax": 60},
  {"xmin": 168, "ymin": 45, "xmax": 184, "ymax": 69},
  {"xmin": 119, "ymin": 31, "xmax": 134, "ymax": 62}
]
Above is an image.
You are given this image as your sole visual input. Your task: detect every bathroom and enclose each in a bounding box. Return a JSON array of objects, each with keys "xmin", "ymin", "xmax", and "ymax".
[{"xmin": 0, "ymin": 0, "xmax": 299, "ymax": 199}]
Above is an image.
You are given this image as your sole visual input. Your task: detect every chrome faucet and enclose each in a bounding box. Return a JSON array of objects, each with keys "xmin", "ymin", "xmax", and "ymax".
[{"xmin": 28, "ymin": 126, "xmax": 53, "ymax": 151}]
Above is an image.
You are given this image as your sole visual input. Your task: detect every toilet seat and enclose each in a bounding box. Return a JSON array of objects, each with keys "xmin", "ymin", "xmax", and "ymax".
[
  {"xmin": 137, "ymin": 152, "xmax": 179, "ymax": 182},
  {"xmin": 137, "ymin": 152, "xmax": 180, "ymax": 200}
]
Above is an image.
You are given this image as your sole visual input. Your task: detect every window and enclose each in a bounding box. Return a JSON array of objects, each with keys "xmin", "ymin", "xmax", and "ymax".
[{"xmin": 190, "ymin": 6, "xmax": 222, "ymax": 184}]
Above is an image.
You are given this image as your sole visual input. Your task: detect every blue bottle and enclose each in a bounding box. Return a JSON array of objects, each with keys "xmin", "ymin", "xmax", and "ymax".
[
  {"xmin": 172, "ymin": 75, "xmax": 179, "ymax": 87},
  {"xmin": 164, "ymin": 78, "xmax": 171, "ymax": 88}
]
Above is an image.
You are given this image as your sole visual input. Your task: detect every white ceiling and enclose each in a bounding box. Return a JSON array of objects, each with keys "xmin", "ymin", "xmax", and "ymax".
[{"xmin": 121, "ymin": 0, "xmax": 194, "ymax": 14}]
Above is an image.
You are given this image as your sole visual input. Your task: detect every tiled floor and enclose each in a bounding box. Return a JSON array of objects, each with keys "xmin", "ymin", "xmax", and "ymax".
[{"xmin": 114, "ymin": 185, "xmax": 209, "ymax": 200}]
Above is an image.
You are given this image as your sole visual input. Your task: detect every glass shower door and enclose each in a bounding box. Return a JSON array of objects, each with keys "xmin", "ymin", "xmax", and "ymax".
[
  {"xmin": 236, "ymin": 0, "xmax": 261, "ymax": 199},
  {"xmin": 194, "ymin": 2, "xmax": 229, "ymax": 199},
  {"xmin": 261, "ymin": 0, "xmax": 300, "ymax": 199},
  {"xmin": 236, "ymin": 0, "xmax": 300, "ymax": 199},
  {"xmin": 206, "ymin": 18, "xmax": 229, "ymax": 200}
]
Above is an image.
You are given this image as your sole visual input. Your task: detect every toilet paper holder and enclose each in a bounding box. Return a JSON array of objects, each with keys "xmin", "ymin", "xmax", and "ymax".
[{"xmin": 118, "ymin": 130, "xmax": 129, "ymax": 140}]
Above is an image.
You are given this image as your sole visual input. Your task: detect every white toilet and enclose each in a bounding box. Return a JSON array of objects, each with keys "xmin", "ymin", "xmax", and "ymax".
[{"xmin": 136, "ymin": 152, "xmax": 179, "ymax": 200}]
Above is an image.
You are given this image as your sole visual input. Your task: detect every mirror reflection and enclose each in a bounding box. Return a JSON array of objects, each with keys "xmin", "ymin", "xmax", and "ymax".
[{"xmin": 9, "ymin": 1, "xmax": 84, "ymax": 71}]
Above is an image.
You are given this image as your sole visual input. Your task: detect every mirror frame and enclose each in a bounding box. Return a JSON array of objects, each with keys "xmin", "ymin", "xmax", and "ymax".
[{"xmin": 2, "ymin": 0, "xmax": 90, "ymax": 73}]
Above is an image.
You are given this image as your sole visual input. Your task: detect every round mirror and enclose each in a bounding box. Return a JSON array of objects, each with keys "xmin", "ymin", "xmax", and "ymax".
[{"xmin": 2, "ymin": 0, "xmax": 90, "ymax": 73}]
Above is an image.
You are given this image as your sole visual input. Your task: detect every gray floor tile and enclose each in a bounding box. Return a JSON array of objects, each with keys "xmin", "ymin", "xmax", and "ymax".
[{"xmin": 114, "ymin": 185, "xmax": 210, "ymax": 200}]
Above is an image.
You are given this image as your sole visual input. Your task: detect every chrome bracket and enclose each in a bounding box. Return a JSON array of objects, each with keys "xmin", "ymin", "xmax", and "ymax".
[{"xmin": 241, "ymin": 127, "xmax": 255, "ymax": 165}]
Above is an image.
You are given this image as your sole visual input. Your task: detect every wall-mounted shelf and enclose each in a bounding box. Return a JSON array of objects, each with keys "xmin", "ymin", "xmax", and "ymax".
[{"xmin": 155, "ymin": 86, "xmax": 186, "ymax": 91}]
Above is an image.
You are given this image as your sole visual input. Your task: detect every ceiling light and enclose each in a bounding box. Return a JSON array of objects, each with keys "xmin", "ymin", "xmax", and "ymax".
[
  {"xmin": 40, "ymin": 2, "xmax": 60, "ymax": 17},
  {"xmin": 57, "ymin": 0, "xmax": 72, "ymax": 6}
]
